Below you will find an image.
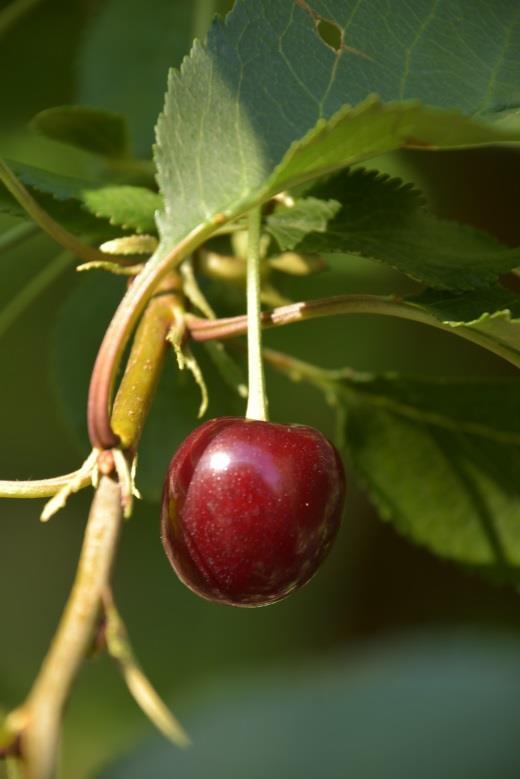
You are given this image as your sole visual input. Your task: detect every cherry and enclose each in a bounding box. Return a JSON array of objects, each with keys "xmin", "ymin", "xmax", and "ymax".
[{"xmin": 161, "ymin": 417, "xmax": 345, "ymax": 607}]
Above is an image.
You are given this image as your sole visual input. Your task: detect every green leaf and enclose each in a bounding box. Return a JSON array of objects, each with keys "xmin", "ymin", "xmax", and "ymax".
[
  {"xmin": 265, "ymin": 197, "xmax": 340, "ymax": 250},
  {"xmin": 156, "ymin": 0, "xmax": 520, "ymax": 251},
  {"xmin": 99, "ymin": 632, "xmax": 520, "ymax": 779},
  {"xmin": 31, "ymin": 105, "xmax": 130, "ymax": 158},
  {"xmin": 81, "ymin": 186, "xmax": 161, "ymax": 234},
  {"xmin": 415, "ymin": 286, "xmax": 520, "ymax": 321},
  {"xmin": 6, "ymin": 160, "xmax": 93, "ymax": 201},
  {"xmin": 0, "ymin": 177, "xmax": 109, "ymax": 237},
  {"xmin": 0, "ymin": 160, "xmax": 159, "ymax": 235},
  {"xmin": 413, "ymin": 287, "xmax": 520, "ymax": 363},
  {"xmin": 339, "ymin": 373, "xmax": 520, "ymax": 573},
  {"xmin": 264, "ymin": 99, "xmax": 520, "ymax": 199},
  {"xmin": 268, "ymin": 168, "xmax": 520, "ymax": 290}
]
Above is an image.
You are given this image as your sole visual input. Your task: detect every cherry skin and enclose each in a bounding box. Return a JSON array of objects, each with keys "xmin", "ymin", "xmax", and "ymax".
[{"xmin": 161, "ymin": 417, "xmax": 345, "ymax": 607}]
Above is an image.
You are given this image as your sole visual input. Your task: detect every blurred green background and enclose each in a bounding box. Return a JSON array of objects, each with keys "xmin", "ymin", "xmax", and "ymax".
[{"xmin": 1, "ymin": 1, "xmax": 520, "ymax": 777}]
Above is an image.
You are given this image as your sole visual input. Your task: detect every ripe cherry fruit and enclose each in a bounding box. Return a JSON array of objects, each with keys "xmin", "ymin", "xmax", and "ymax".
[{"xmin": 161, "ymin": 417, "xmax": 346, "ymax": 607}]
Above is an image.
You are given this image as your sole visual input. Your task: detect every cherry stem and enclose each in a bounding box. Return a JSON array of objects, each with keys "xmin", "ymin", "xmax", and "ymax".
[
  {"xmin": 187, "ymin": 293, "xmax": 520, "ymax": 370},
  {"xmin": 10, "ymin": 476, "xmax": 122, "ymax": 779},
  {"xmin": 245, "ymin": 206, "xmax": 268, "ymax": 421}
]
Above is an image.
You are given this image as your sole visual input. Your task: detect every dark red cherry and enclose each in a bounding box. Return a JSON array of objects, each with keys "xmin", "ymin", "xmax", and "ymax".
[{"xmin": 161, "ymin": 417, "xmax": 345, "ymax": 607}]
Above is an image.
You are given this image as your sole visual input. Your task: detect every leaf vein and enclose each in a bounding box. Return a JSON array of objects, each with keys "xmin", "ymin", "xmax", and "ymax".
[{"xmin": 399, "ymin": 0, "xmax": 439, "ymax": 100}]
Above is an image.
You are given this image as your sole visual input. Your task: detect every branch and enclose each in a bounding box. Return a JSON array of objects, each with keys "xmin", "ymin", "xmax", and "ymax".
[
  {"xmin": 187, "ymin": 293, "xmax": 520, "ymax": 370},
  {"xmin": 9, "ymin": 476, "xmax": 123, "ymax": 779}
]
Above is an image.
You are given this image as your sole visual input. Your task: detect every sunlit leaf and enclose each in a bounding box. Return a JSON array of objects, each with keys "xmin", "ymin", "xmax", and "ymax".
[{"xmin": 156, "ymin": 0, "xmax": 520, "ymax": 252}]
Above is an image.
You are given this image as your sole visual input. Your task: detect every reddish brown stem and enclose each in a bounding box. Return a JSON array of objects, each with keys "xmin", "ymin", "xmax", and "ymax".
[
  {"xmin": 186, "ymin": 294, "xmax": 520, "ymax": 370},
  {"xmin": 187, "ymin": 295, "xmax": 408, "ymax": 341}
]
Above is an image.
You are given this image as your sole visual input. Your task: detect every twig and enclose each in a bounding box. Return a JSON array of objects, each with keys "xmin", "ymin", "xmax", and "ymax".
[
  {"xmin": 187, "ymin": 293, "xmax": 520, "ymax": 370},
  {"xmin": 0, "ymin": 468, "xmax": 92, "ymax": 499},
  {"xmin": 9, "ymin": 476, "xmax": 123, "ymax": 779}
]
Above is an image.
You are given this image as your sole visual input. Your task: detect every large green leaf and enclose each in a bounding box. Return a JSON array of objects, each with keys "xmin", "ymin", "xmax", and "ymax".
[
  {"xmin": 155, "ymin": 0, "xmax": 520, "ymax": 251},
  {"xmin": 413, "ymin": 287, "xmax": 520, "ymax": 363},
  {"xmin": 99, "ymin": 632, "xmax": 520, "ymax": 779},
  {"xmin": 339, "ymin": 373, "xmax": 520, "ymax": 573},
  {"xmin": 267, "ymin": 169, "xmax": 520, "ymax": 290}
]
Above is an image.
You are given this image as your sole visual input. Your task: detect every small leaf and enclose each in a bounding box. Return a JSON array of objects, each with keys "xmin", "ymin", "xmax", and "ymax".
[
  {"xmin": 339, "ymin": 373, "xmax": 520, "ymax": 573},
  {"xmin": 76, "ymin": 261, "xmax": 143, "ymax": 276},
  {"xmin": 100, "ymin": 235, "xmax": 158, "ymax": 256},
  {"xmin": 82, "ymin": 186, "xmax": 161, "ymax": 233},
  {"xmin": 265, "ymin": 197, "xmax": 340, "ymax": 250},
  {"xmin": 31, "ymin": 105, "xmax": 130, "ymax": 158}
]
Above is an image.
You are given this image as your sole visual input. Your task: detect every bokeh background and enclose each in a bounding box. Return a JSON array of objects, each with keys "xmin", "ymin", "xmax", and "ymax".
[{"xmin": 1, "ymin": 1, "xmax": 520, "ymax": 777}]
